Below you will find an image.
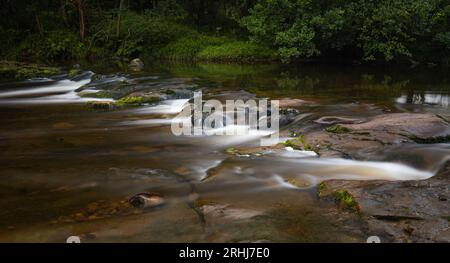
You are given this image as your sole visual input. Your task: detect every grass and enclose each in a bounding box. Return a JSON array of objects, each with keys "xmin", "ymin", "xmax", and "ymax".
[
  {"xmin": 196, "ymin": 41, "xmax": 276, "ymax": 62},
  {"xmin": 155, "ymin": 33, "xmax": 276, "ymax": 62},
  {"xmin": 155, "ymin": 35, "xmax": 228, "ymax": 61}
]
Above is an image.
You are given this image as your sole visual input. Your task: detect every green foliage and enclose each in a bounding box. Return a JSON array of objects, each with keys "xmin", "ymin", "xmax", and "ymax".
[
  {"xmin": 115, "ymin": 12, "xmax": 194, "ymax": 58},
  {"xmin": 2, "ymin": 0, "xmax": 449, "ymax": 64},
  {"xmin": 145, "ymin": 0, "xmax": 188, "ymax": 21},
  {"xmin": 242, "ymin": 0, "xmax": 450, "ymax": 63},
  {"xmin": 155, "ymin": 35, "xmax": 228, "ymax": 60},
  {"xmin": 197, "ymin": 41, "xmax": 276, "ymax": 62},
  {"xmin": 9, "ymin": 30, "xmax": 86, "ymax": 62}
]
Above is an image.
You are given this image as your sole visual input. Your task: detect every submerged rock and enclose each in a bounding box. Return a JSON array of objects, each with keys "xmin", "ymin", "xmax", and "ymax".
[{"xmin": 129, "ymin": 193, "xmax": 165, "ymax": 209}]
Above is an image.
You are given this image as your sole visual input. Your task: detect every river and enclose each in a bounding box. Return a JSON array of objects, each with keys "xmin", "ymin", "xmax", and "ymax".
[{"xmin": 0, "ymin": 62, "xmax": 448, "ymax": 242}]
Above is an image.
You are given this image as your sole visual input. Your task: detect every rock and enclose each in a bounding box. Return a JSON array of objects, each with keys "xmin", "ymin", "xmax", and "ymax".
[
  {"xmin": 279, "ymin": 98, "xmax": 312, "ymax": 108},
  {"xmin": 86, "ymin": 101, "xmax": 116, "ymax": 110},
  {"xmin": 317, "ymin": 161, "xmax": 450, "ymax": 242},
  {"xmin": 129, "ymin": 193, "xmax": 165, "ymax": 208},
  {"xmin": 344, "ymin": 113, "xmax": 450, "ymax": 140},
  {"xmin": 116, "ymin": 96, "xmax": 161, "ymax": 106},
  {"xmin": 0, "ymin": 60, "xmax": 61, "ymax": 81},
  {"xmin": 303, "ymin": 113, "xmax": 450, "ymax": 158},
  {"xmin": 315, "ymin": 116, "xmax": 364, "ymax": 125},
  {"xmin": 128, "ymin": 58, "xmax": 144, "ymax": 71}
]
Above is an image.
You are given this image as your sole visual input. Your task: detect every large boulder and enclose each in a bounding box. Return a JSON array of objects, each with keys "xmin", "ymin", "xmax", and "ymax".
[{"xmin": 128, "ymin": 58, "xmax": 144, "ymax": 71}]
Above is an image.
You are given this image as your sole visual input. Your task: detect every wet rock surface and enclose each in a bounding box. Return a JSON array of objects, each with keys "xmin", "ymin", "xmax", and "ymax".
[
  {"xmin": 0, "ymin": 61, "xmax": 62, "ymax": 81},
  {"xmin": 301, "ymin": 113, "xmax": 450, "ymax": 158},
  {"xmin": 129, "ymin": 193, "xmax": 165, "ymax": 209},
  {"xmin": 318, "ymin": 161, "xmax": 450, "ymax": 242}
]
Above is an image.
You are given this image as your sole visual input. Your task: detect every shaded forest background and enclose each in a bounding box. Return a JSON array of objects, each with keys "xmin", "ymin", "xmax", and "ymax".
[{"xmin": 1, "ymin": 0, "xmax": 449, "ymax": 64}]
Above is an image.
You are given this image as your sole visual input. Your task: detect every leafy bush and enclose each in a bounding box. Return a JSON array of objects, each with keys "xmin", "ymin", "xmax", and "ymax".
[
  {"xmin": 43, "ymin": 30, "xmax": 86, "ymax": 60},
  {"xmin": 241, "ymin": 0, "xmax": 450, "ymax": 63},
  {"xmin": 115, "ymin": 12, "xmax": 194, "ymax": 58}
]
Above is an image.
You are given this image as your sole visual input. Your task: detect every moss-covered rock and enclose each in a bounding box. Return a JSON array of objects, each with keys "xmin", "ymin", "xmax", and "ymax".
[
  {"xmin": 0, "ymin": 61, "xmax": 61, "ymax": 81},
  {"xmin": 325, "ymin": 124, "xmax": 352, "ymax": 134},
  {"xmin": 86, "ymin": 101, "xmax": 116, "ymax": 110},
  {"xmin": 68, "ymin": 68, "xmax": 82, "ymax": 78},
  {"xmin": 334, "ymin": 189, "xmax": 359, "ymax": 211},
  {"xmin": 116, "ymin": 96, "xmax": 161, "ymax": 107},
  {"xmin": 282, "ymin": 135, "xmax": 313, "ymax": 151}
]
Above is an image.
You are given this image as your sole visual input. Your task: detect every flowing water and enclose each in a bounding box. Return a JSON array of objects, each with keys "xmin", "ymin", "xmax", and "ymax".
[{"xmin": 0, "ymin": 63, "xmax": 449, "ymax": 242}]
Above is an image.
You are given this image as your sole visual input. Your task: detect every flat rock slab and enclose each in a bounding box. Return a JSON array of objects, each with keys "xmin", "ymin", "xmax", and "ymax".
[
  {"xmin": 345, "ymin": 113, "xmax": 450, "ymax": 140},
  {"xmin": 304, "ymin": 113, "xmax": 450, "ymax": 158},
  {"xmin": 319, "ymin": 162, "xmax": 450, "ymax": 242}
]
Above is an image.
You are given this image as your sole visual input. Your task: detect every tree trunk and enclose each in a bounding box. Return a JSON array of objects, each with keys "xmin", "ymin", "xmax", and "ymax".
[
  {"xmin": 116, "ymin": 0, "xmax": 125, "ymax": 38},
  {"xmin": 60, "ymin": 0, "xmax": 68, "ymax": 25},
  {"xmin": 35, "ymin": 13, "xmax": 44, "ymax": 36},
  {"xmin": 74, "ymin": 0, "xmax": 85, "ymax": 41}
]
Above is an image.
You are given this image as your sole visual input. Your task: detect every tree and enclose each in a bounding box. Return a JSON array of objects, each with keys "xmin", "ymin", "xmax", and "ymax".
[{"xmin": 73, "ymin": 0, "xmax": 86, "ymax": 40}]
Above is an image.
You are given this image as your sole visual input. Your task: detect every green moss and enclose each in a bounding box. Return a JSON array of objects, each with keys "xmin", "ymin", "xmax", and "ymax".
[
  {"xmin": 282, "ymin": 139, "xmax": 302, "ymax": 150},
  {"xmin": 225, "ymin": 147, "xmax": 238, "ymax": 155},
  {"xmin": 282, "ymin": 135, "xmax": 313, "ymax": 151},
  {"xmin": 334, "ymin": 189, "xmax": 359, "ymax": 210},
  {"xmin": 116, "ymin": 96, "xmax": 161, "ymax": 106},
  {"xmin": 68, "ymin": 68, "xmax": 81, "ymax": 77},
  {"xmin": 0, "ymin": 61, "xmax": 61, "ymax": 81},
  {"xmin": 317, "ymin": 182, "xmax": 327, "ymax": 197},
  {"xmin": 297, "ymin": 135, "xmax": 313, "ymax": 151},
  {"xmin": 86, "ymin": 101, "xmax": 116, "ymax": 110},
  {"xmin": 326, "ymin": 124, "xmax": 352, "ymax": 134}
]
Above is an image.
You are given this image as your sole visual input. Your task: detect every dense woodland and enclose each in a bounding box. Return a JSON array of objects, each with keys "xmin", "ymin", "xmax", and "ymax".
[{"xmin": 1, "ymin": 0, "xmax": 450, "ymax": 64}]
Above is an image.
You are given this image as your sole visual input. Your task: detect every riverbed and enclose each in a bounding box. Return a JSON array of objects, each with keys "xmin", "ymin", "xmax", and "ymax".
[{"xmin": 0, "ymin": 62, "xmax": 448, "ymax": 242}]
